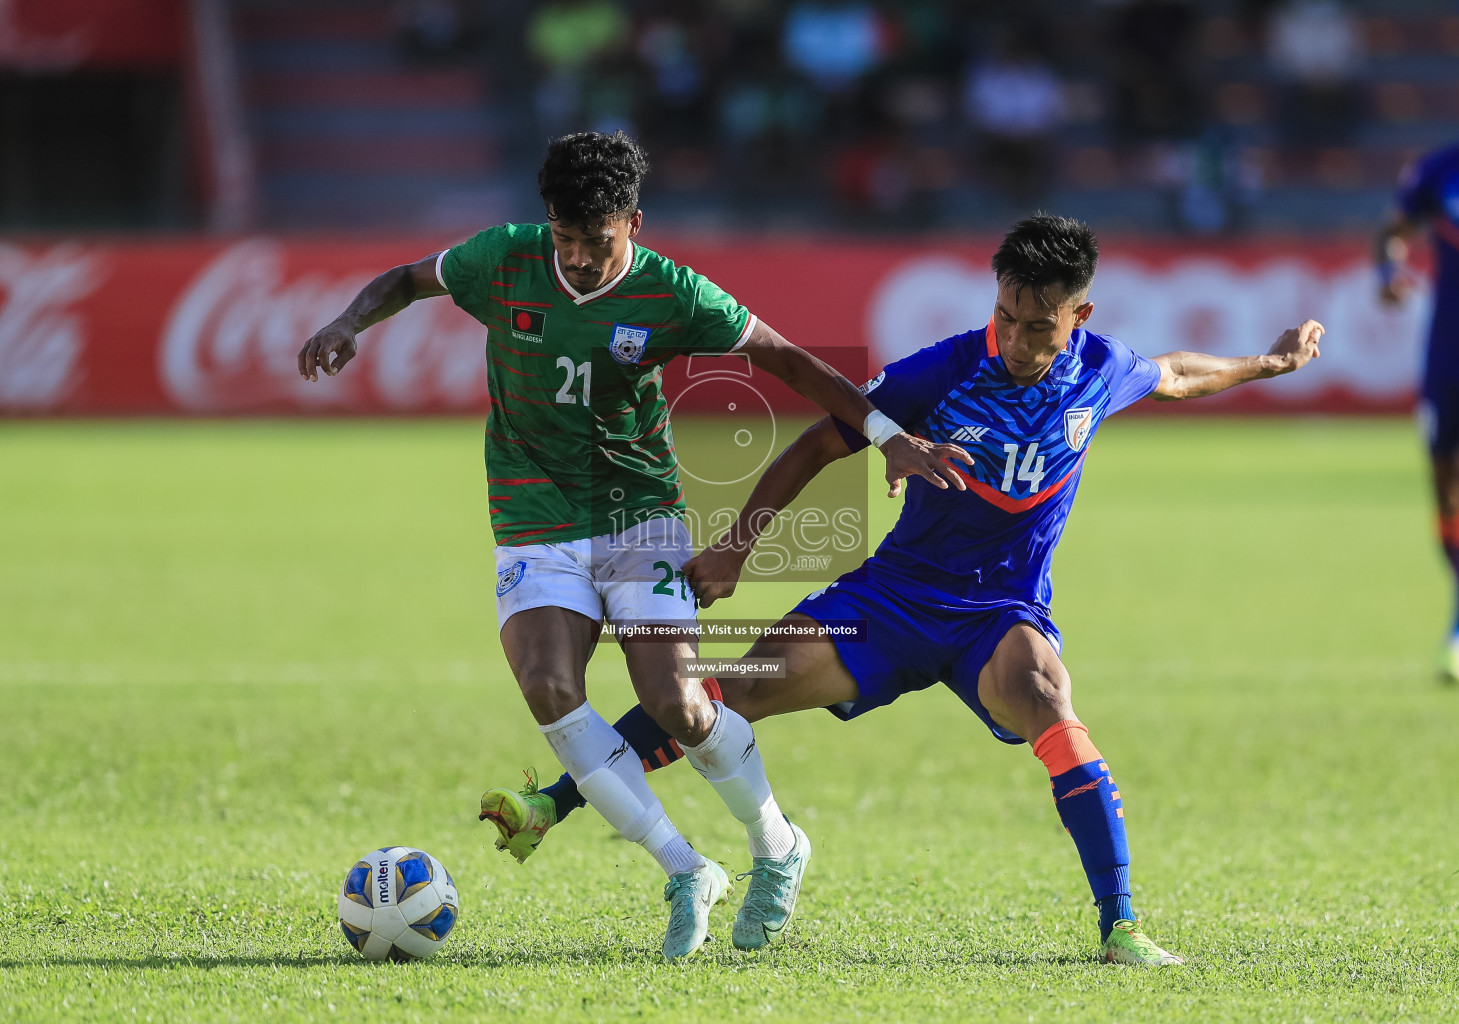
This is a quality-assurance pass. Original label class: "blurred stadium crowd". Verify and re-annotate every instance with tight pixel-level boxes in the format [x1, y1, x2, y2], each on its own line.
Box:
[454, 0, 1435, 233]
[2, 0, 1457, 234]
[241, 0, 1459, 233]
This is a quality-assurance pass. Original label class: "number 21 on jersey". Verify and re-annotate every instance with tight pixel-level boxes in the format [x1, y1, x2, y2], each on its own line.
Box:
[555, 356, 591, 405]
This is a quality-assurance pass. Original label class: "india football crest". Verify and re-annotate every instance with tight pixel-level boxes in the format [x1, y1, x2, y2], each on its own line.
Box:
[1063, 406, 1094, 452]
[609, 323, 650, 365]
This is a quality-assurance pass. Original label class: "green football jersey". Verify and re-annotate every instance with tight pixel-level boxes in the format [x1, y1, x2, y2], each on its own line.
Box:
[438, 222, 755, 546]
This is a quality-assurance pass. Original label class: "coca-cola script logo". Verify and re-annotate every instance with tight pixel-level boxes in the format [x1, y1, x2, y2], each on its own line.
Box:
[160, 241, 490, 412]
[868, 253, 1429, 403]
[0, 243, 101, 411]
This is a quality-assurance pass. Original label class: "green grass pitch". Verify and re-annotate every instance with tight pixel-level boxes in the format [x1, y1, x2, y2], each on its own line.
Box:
[1, 417, 1456, 1023]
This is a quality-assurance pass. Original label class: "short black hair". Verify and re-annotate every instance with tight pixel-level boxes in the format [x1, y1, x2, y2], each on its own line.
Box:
[538, 131, 650, 227]
[991, 214, 1099, 306]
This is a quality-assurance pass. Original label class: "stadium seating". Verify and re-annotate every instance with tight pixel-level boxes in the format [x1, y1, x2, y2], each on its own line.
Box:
[233, 0, 505, 230]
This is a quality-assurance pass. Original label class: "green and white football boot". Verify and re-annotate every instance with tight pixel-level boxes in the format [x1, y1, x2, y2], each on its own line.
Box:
[479, 770, 557, 864]
[732, 820, 811, 950]
[1102, 919, 1184, 966]
[662, 858, 731, 960]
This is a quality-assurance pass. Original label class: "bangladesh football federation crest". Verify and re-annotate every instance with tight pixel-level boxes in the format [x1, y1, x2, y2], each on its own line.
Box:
[496, 560, 527, 596]
[509, 308, 546, 343]
[1063, 406, 1095, 452]
[609, 323, 650, 365]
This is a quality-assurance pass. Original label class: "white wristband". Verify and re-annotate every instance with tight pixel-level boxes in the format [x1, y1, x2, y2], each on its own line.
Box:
[862, 409, 904, 448]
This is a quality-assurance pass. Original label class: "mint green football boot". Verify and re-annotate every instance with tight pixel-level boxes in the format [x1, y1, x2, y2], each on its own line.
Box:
[662, 858, 732, 960]
[732, 820, 811, 950]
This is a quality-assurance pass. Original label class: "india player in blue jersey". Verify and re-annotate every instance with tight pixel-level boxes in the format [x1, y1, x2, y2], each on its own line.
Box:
[481, 216, 1324, 964]
[1375, 141, 1459, 678]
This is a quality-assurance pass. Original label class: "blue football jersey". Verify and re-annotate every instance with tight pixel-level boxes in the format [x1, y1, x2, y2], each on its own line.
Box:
[1396, 141, 1459, 382]
[835, 319, 1161, 611]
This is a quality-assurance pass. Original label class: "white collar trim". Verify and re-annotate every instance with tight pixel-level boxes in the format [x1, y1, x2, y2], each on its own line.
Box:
[554, 243, 635, 305]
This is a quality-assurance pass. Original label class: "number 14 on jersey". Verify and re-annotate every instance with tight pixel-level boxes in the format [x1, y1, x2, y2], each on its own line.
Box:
[1000, 442, 1045, 493]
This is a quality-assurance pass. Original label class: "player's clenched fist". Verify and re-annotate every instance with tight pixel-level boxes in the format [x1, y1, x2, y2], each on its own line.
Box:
[299, 322, 358, 382]
[682, 540, 749, 609]
[1268, 319, 1324, 374]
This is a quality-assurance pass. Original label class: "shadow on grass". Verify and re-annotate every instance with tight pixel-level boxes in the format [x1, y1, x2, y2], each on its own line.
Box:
[830, 951, 1097, 971]
[1, 947, 1097, 971]
[0, 955, 359, 969]
[0, 946, 661, 971]
[0, 950, 679, 971]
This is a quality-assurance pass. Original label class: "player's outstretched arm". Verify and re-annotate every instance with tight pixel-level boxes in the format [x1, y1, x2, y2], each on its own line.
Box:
[738, 321, 971, 495]
[1150, 319, 1324, 401]
[683, 416, 851, 608]
[298, 253, 449, 381]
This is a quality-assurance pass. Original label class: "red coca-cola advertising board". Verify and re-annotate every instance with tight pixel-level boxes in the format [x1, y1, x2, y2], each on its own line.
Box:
[0, 234, 1430, 417]
[0, 0, 185, 71]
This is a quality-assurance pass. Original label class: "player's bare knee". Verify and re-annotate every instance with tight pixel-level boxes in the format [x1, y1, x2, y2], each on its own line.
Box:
[1027, 661, 1071, 707]
[1437, 456, 1459, 516]
[516, 671, 585, 723]
[981, 657, 1071, 740]
[639, 685, 714, 745]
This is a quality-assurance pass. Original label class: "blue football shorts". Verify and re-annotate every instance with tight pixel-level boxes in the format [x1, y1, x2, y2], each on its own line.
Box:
[790, 560, 1061, 746]
[1420, 324, 1459, 457]
[1419, 375, 1459, 457]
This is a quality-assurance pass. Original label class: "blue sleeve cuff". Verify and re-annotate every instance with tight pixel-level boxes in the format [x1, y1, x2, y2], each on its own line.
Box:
[832, 415, 871, 454]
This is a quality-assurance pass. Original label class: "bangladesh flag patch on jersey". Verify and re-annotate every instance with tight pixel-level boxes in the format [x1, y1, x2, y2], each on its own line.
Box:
[510, 308, 547, 343]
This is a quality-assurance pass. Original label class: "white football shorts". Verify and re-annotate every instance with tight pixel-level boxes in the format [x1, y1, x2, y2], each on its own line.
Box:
[492, 517, 697, 633]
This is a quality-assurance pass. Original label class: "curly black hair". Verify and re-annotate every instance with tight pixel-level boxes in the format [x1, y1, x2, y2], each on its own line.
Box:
[991, 214, 1099, 306]
[538, 131, 650, 226]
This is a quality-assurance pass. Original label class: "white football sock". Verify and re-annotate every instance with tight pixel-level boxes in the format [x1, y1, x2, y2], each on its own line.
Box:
[682, 701, 795, 859]
[540, 702, 703, 877]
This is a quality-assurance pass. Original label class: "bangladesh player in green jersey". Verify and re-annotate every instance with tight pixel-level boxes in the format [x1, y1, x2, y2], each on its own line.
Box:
[297, 131, 970, 959]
